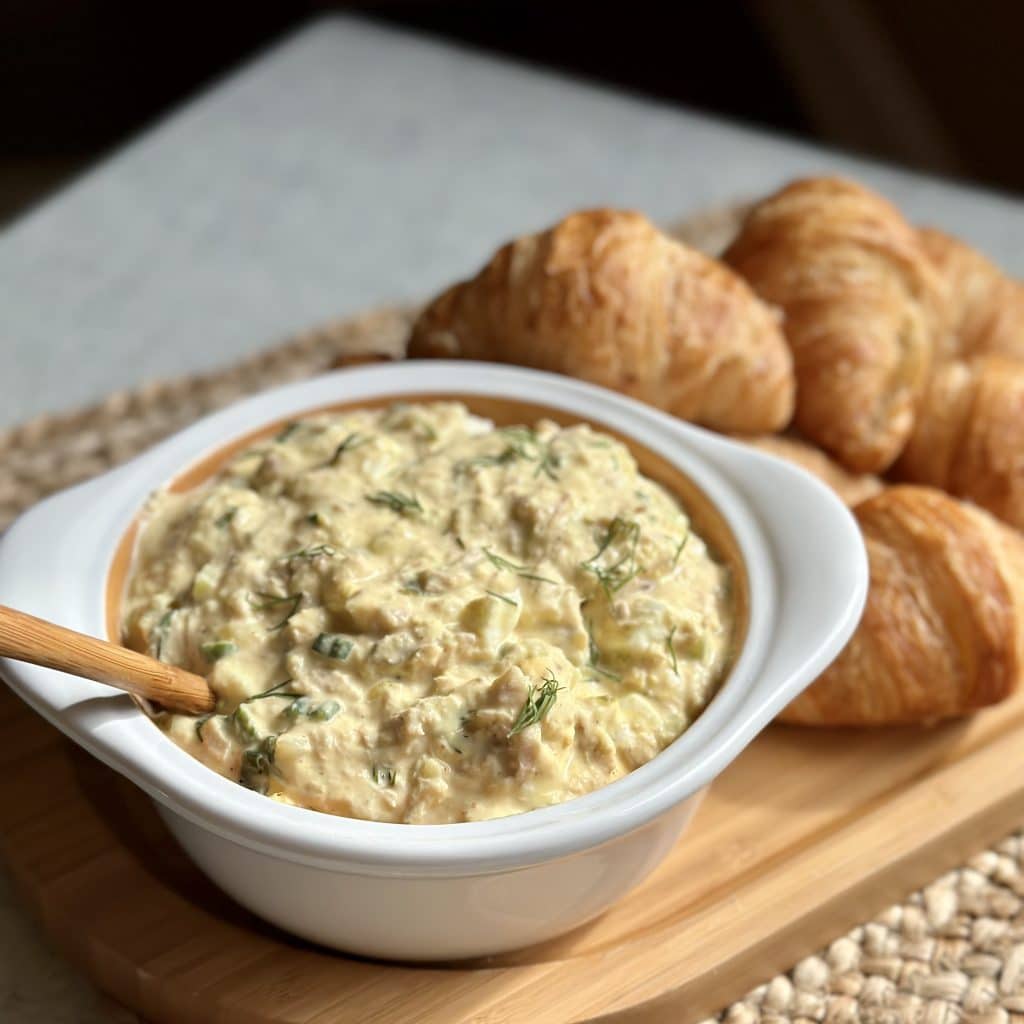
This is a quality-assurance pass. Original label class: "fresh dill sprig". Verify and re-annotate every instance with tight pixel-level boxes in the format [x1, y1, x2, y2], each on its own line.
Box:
[214, 507, 237, 529]
[371, 763, 396, 787]
[508, 671, 563, 738]
[195, 713, 215, 743]
[500, 426, 561, 481]
[485, 589, 518, 607]
[151, 609, 175, 661]
[457, 447, 519, 473]
[249, 591, 304, 630]
[666, 626, 680, 676]
[483, 548, 526, 572]
[245, 679, 301, 702]
[581, 517, 642, 599]
[327, 432, 363, 466]
[483, 548, 558, 585]
[671, 533, 690, 568]
[518, 571, 559, 585]
[365, 491, 423, 516]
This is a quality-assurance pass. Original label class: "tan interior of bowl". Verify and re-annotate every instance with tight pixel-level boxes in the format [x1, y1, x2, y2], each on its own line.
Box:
[106, 394, 749, 674]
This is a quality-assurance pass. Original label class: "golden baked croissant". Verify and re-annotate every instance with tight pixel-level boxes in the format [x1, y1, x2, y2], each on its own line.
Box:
[781, 486, 1024, 726]
[738, 434, 883, 508]
[724, 178, 946, 474]
[894, 355, 1024, 531]
[409, 208, 795, 433]
[919, 228, 1024, 362]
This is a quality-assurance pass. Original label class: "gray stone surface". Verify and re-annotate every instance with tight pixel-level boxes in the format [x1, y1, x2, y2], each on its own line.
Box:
[0, 14, 1022, 1021]
[2, 14, 1022, 430]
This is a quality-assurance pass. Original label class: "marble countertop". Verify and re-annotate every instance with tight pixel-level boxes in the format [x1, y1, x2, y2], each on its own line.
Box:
[0, 13, 1022, 1022]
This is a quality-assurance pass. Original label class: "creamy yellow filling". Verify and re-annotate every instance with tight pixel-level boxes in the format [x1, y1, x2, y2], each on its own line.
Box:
[122, 402, 733, 823]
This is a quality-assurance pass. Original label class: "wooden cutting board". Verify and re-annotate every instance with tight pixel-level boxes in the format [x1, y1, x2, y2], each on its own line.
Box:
[3, 674, 1024, 1024]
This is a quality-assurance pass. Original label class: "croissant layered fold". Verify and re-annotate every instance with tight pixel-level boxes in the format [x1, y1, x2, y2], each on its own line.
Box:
[409, 209, 796, 433]
[781, 486, 1024, 726]
[919, 228, 1024, 362]
[724, 178, 947, 473]
[895, 355, 1024, 531]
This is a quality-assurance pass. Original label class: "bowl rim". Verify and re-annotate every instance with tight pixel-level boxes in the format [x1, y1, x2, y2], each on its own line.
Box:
[0, 361, 867, 875]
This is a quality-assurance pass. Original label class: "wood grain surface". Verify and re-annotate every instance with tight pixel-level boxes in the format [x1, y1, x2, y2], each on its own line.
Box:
[0, 606, 215, 715]
[2, 669, 1024, 1023]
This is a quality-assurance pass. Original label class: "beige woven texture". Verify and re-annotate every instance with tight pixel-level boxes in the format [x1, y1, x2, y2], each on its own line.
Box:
[4, 204, 1024, 1024]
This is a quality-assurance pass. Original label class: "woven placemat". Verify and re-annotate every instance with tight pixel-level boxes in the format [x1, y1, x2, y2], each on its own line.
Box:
[4, 202, 1024, 1024]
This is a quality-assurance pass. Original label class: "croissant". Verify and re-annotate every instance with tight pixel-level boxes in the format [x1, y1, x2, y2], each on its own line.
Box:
[919, 228, 1024, 362]
[738, 434, 883, 508]
[724, 178, 946, 473]
[781, 486, 1024, 726]
[894, 355, 1024, 531]
[409, 208, 795, 433]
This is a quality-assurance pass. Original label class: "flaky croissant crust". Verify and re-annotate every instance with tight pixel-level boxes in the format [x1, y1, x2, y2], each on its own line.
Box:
[725, 177, 946, 474]
[781, 486, 1024, 726]
[919, 227, 1024, 363]
[409, 208, 795, 434]
[895, 354, 1024, 532]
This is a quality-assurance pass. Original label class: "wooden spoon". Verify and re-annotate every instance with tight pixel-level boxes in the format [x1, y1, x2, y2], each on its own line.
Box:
[0, 605, 215, 715]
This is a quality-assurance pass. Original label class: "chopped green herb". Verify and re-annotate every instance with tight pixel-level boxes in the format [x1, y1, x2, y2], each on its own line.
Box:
[312, 633, 354, 660]
[285, 696, 314, 720]
[231, 703, 260, 742]
[671, 533, 690, 568]
[327, 432, 363, 466]
[483, 548, 526, 573]
[282, 696, 338, 721]
[243, 680, 300, 703]
[311, 700, 340, 722]
[243, 734, 278, 773]
[499, 427, 560, 480]
[240, 735, 280, 792]
[306, 511, 326, 527]
[365, 491, 423, 516]
[151, 609, 175, 661]
[263, 592, 302, 631]
[483, 548, 558, 585]
[518, 572, 559, 585]
[214, 508, 237, 529]
[195, 713, 215, 743]
[457, 447, 519, 473]
[371, 763, 396, 786]
[508, 671, 562, 738]
[282, 544, 336, 561]
[249, 592, 304, 630]
[666, 626, 680, 676]
[200, 640, 237, 662]
[485, 589, 518, 607]
[454, 535, 466, 550]
[582, 517, 642, 599]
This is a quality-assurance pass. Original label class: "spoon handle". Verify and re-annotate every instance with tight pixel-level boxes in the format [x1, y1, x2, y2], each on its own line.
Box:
[0, 605, 215, 715]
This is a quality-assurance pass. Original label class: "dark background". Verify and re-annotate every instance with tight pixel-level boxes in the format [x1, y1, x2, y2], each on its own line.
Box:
[2, 0, 1021, 226]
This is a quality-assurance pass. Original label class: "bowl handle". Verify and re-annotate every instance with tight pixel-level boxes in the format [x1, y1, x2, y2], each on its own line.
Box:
[688, 431, 869, 719]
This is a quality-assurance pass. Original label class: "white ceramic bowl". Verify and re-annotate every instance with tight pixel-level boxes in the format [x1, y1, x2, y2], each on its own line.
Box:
[0, 362, 868, 960]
